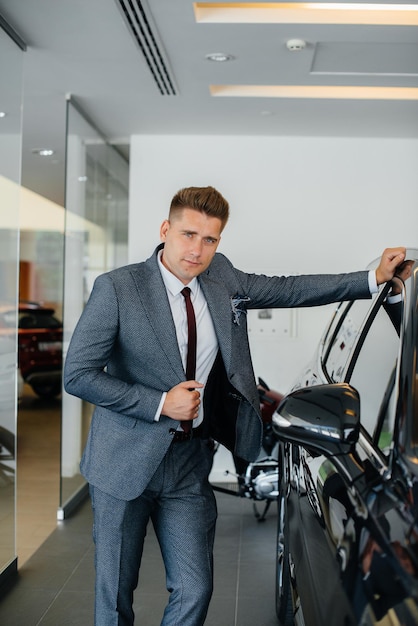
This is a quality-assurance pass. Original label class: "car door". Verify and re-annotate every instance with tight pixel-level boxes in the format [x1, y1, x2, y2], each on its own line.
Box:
[285, 284, 403, 626]
[320, 286, 402, 612]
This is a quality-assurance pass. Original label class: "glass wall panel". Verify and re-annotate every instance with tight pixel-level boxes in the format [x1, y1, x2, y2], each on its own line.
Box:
[60, 100, 128, 513]
[0, 21, 23, 577]
[18, 186, 65, 565]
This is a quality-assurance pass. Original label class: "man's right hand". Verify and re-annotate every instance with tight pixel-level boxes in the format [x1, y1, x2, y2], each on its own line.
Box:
[162, 380, 203, 422]
[375, 247, 406, 285]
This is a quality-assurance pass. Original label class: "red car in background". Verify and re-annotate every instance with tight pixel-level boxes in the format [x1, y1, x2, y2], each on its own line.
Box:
[0, 301, 63, 398]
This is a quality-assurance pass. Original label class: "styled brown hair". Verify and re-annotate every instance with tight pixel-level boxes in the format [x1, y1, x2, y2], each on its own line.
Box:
[169, 186, 229, 229]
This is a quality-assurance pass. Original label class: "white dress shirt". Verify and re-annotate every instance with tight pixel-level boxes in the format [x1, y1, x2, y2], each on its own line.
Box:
[155, 251, 219, 427]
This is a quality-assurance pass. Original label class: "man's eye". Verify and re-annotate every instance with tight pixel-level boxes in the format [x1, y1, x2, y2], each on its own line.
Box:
[205, 238, 216, 244]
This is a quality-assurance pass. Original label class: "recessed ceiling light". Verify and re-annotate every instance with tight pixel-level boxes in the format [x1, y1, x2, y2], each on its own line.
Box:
[32, 149, 55, 157]
[0, 112, 6, 118]
[205, 52, 234, 62]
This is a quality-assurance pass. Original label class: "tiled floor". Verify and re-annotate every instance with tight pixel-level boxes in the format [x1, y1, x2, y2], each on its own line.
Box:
[0, 490, 280, 626]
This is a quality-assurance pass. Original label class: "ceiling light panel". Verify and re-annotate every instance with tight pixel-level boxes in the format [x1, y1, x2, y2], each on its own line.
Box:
[194, 3, 418, 26]
[311, 42, 418, 76]
[210, 85, 418, 99]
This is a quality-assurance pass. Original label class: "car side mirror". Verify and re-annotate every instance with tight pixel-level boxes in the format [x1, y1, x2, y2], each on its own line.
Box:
[272, 383, 360, 457]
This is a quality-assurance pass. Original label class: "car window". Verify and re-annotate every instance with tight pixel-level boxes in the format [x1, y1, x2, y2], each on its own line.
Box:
[323, 297, 375, 382]
[323, 287, 403, 451]
[347, 300, 400, 446]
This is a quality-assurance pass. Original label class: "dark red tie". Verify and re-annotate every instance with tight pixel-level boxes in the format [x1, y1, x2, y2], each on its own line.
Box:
[181, 287, 197, 432]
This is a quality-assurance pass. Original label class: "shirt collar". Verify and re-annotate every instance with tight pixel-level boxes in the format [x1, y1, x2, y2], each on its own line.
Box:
[158, 249, 197, 297]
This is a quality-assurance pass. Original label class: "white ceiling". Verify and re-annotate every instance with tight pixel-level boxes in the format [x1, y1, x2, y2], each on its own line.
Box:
[0, 0, 417, 205]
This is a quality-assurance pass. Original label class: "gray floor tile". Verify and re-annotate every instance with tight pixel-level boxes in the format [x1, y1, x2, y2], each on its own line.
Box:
[39, 590, 95, 626]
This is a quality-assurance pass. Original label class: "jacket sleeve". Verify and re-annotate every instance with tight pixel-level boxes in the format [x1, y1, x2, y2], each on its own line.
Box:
[63, 273, 163, 422]
[227, 263, 371, 310]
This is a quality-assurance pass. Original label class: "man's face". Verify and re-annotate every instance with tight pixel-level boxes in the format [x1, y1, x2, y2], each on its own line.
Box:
[160, 207, 223, 284]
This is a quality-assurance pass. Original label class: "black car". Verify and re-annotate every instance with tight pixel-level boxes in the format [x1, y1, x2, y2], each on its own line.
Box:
[272, 250, 418, 626]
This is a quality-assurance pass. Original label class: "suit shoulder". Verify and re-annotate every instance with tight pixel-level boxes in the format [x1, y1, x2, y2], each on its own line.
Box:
[96, 262, 147, 283]
[209, 252, 235, 271]
[101, 247, 159, 283]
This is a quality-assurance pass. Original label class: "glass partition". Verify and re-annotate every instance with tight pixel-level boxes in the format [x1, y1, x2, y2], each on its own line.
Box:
[60, 99, 129, 515]
[0, 19, 24, 580]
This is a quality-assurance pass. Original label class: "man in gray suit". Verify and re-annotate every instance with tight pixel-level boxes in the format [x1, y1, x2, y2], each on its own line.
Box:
[64, 186, 405, 626]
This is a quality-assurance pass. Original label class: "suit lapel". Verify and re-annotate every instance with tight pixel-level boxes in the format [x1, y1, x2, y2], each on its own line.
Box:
[129, 247, 235, 379]
[129, 251, 185, 379]
[199, 271, 233, 374]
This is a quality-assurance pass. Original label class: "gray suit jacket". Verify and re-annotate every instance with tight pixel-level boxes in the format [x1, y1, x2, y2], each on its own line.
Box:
[64, 244, 371, 500]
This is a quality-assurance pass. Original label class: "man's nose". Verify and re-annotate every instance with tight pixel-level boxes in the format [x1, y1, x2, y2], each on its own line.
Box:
[190, 239, 203, 256]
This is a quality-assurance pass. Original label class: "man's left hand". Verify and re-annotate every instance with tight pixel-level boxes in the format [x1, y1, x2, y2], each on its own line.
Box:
[376, 247, 406, 285]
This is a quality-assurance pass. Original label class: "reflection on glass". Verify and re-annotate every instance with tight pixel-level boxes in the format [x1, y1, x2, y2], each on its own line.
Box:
[61, 100, 128, 511]
[0, 25, 23, 576]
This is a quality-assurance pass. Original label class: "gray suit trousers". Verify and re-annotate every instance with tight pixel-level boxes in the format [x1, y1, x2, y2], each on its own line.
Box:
[90, 438, 217, 626]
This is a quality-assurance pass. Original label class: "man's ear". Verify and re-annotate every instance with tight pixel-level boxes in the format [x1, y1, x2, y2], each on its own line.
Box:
[160, 219, 170, 241]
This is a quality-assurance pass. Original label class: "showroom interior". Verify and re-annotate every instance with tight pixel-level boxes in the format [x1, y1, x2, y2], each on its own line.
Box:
[0, 1, 417, 624]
